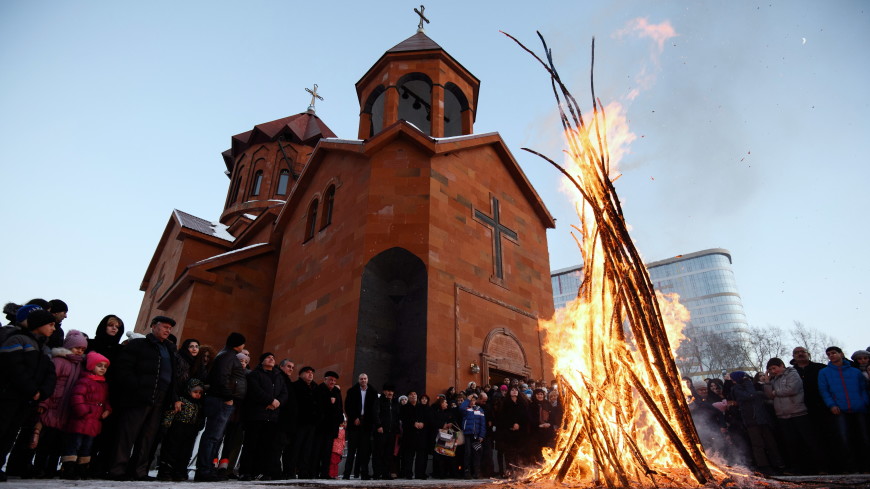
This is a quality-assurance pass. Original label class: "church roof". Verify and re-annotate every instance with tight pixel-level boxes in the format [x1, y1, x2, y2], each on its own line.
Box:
[223, 112, 336, 171]
[173, 209, 236, 242]
[386, 31, 444, 53]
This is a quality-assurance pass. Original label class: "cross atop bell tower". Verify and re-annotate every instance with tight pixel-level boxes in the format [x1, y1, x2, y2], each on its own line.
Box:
[414, 5, 429, 33]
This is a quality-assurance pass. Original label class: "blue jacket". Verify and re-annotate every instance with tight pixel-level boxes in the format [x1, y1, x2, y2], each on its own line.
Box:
[818, 360, 869, 413]
[460, 400, 486, 439]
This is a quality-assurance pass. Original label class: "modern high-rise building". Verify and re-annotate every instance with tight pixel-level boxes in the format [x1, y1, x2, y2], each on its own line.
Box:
[551, 265, 583, 310]
[552, 248, 749, 336]
[645, 248, 749, 337]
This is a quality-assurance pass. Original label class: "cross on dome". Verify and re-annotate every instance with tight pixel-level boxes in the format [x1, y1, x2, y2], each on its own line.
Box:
[414, 5, 429, 33]
[305, 84, 324, 113]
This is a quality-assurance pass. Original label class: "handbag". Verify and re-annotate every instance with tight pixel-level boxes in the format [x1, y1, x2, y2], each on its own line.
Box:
[453, 423, 465, 446]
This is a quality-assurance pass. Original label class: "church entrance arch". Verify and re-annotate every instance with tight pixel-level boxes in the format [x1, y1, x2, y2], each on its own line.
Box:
[481, 328, 531, 384]
[354, 247, 428, 395]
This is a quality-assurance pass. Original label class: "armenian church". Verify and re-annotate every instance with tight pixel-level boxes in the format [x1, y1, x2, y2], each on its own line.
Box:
[135, 18, 556, 393]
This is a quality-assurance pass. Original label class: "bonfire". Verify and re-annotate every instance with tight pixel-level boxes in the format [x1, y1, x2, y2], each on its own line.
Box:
[503, 32, 730, 488]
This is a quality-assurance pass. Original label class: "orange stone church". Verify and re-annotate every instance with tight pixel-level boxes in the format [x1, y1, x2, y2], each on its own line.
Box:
[135, 26, 556, 394]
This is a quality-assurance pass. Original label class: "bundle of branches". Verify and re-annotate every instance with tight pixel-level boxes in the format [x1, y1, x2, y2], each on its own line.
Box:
[503, 31, 715, 488]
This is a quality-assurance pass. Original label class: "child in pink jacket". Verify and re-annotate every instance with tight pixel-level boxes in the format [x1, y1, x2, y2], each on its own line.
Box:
[60, 351, 111, 479]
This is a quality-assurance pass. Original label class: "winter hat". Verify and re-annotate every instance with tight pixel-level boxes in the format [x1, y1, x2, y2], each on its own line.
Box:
[63, 329, 88, 350]
[236, 352, 250, 363]
[298, 366, 314, 374]
[48, 299, 68, 313]
[126, 331, 146, 340]
[500, 385, 508, 392]
[27, 309, 56, 330]
[86, 351, 110, 371]
[730, 371, 748, 383]
[851, 350, 870, 361]
[16, 304, 42, 324]
[225, 332, 246, 349]
[259, 351, 275, 363]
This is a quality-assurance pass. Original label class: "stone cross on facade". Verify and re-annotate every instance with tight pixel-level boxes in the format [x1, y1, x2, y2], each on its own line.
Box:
[414, 5, 429, 33]
[305, 84, 324, 112]
[474, 195, 518, 283]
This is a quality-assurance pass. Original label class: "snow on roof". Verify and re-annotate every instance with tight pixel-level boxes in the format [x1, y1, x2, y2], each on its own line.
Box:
[243, 213, 258, 220]
[190, 243, 269, 267]
[173, 209, 236, 242]
[322, 137, 364, 144]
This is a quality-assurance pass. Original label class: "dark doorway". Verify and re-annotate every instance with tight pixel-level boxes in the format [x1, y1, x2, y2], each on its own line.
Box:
[487, 367, 524, 387]
[354, 247, 428, 395]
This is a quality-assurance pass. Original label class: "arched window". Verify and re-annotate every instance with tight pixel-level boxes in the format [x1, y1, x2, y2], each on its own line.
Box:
[321, 185, 335, 229]
[397, 73, 432, 135]
[250, 170, 263, 196]
[444, 83, 469, 137]
[276, 169, 290, 195]
[365, 86, 387, 137]
[233, 176, 242, 203]
[305, 199, 319, 242]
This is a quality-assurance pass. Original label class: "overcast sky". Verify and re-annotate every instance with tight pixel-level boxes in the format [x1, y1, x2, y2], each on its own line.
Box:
[1, 1, 867, 355]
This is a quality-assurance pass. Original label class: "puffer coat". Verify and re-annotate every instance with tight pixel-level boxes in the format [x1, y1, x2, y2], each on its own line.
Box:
[67, 373, 111, 437]
[763, 367, 807, 419]
[39, 348, 84, 429]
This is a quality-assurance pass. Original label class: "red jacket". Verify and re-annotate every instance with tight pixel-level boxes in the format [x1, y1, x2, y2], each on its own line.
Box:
[67, 374, 111, 437]
[39, 348, 84, 430]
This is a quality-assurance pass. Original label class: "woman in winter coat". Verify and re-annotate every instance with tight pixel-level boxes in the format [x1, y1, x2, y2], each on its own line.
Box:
[431, 396, 459, 478]
[86, 315, 124, 477]
[33, 330, 88, 477]
[528, 388, 553, 464]
[61, 352, 111, 479]
[174, 338, 200, 396]
[238, 353, 288, 481]
[495, 386, 529, 477]
[86, 315, 124, 365]
[731, 370, 785, 474]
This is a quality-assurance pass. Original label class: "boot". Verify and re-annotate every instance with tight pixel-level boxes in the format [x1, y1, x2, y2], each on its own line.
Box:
[60, 461, 80, 480]
[77, 463, 90, 480]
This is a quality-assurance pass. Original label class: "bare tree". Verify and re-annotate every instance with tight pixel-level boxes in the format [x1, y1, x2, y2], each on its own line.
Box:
[789, 320, 842, 363]
[744, 325, 789, 372]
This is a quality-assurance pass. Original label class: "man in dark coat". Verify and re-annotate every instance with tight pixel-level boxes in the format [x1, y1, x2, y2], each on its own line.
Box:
[343, 373, 379, 480]
[277, 359, 297, 478]
[315, 371, 343, 478]
[194, 332, 246, 482]
[0, 309, 57, 482]
[288, 366, 318, 478]
[239, 353, 288, 481]
[108, 316, 178, 481]
[373, 383, 400, 480]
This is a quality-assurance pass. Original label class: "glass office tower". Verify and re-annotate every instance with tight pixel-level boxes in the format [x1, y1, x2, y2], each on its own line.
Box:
[645, 248, 749, 336]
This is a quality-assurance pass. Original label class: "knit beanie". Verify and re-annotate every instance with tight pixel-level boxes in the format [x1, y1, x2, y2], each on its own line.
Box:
[63, 329, 88, 350]
[48, 299, 68, 313]
[27, 309, 55, 330]
[259, 351, 275, 364]
[852, 350, 870, 361]
[16, 304, 42, 324]
[226, 332, 246, 349]
[86, 351, 110, 371]
[730, 371, 748, 383]
[236, 352, 250, 363]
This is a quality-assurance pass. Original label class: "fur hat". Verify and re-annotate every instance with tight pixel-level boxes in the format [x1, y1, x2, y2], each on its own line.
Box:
[27, 309, 55, 330]
[126, 331, 146, 341]
[225, 332, 246, 349]
[86, 351, 110, 371]
[16, 304, 42, 324]
[63, 329, 88, 350]
[236, 352, 250, 364]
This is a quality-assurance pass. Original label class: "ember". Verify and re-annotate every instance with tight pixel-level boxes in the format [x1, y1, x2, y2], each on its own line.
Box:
[503, 32, 728, 488]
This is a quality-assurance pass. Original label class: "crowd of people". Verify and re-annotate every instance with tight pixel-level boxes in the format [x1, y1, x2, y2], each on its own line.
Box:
[0, 301, 563, 482]
[2, 299, 867, 482]
[686, 345, 870, 475]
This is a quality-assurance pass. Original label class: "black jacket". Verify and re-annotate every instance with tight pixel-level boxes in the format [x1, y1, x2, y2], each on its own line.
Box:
[344, 383, 379, 431]
[112, 334, 176, 408]
[316, 382, 344, 438]
[293, 378, 319, 427]
[376, 396, 400, 434]
[207, 348, 247, 401]
[0, 328, 56, 401]
[243, 365, 288, 423]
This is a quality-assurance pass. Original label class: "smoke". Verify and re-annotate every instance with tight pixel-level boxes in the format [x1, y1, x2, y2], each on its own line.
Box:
[613, 18, 678, 100]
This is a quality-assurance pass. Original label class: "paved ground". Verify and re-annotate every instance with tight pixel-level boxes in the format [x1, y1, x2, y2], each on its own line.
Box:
[6, 473, 870, 488]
